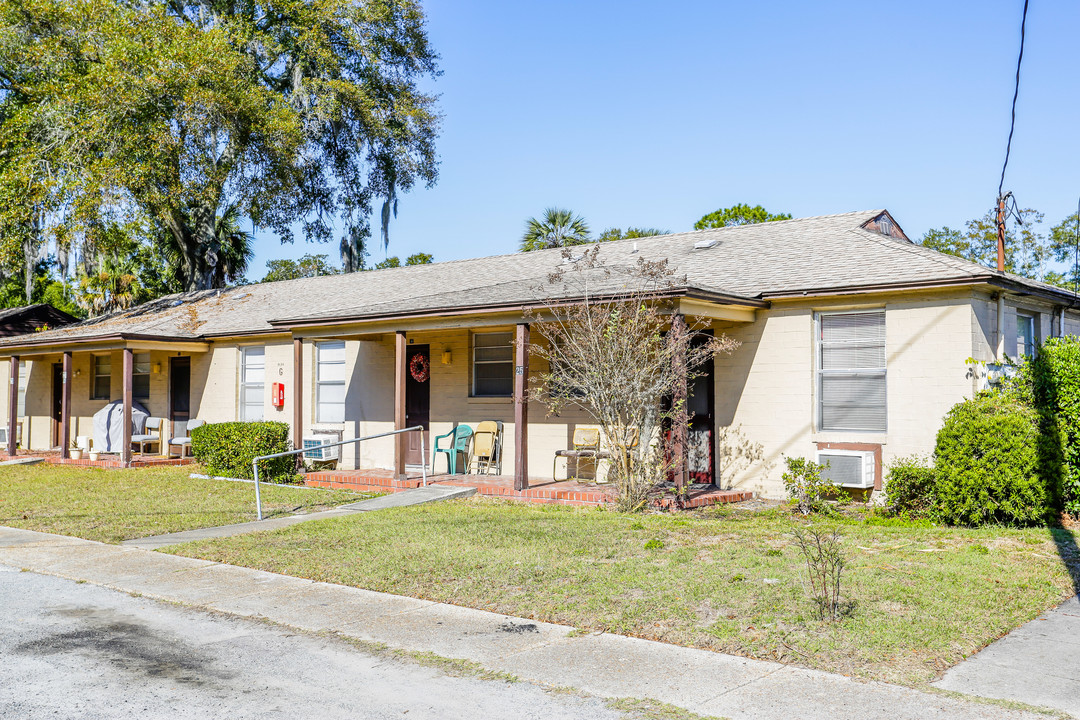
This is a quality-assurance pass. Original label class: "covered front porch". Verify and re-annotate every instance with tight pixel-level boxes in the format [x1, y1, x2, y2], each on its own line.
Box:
[1, 337, 208, 466]
[292, 298, 762, 501]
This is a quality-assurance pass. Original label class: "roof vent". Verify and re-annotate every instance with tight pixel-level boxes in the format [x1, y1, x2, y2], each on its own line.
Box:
[694, 239, 720, 250]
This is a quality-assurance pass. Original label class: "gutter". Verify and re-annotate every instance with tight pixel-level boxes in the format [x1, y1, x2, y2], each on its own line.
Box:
[267, 287, 769, 329]
[0, 332, 207, 353]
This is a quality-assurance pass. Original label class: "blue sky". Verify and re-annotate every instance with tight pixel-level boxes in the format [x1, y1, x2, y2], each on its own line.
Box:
[247, 0, 1080, 278]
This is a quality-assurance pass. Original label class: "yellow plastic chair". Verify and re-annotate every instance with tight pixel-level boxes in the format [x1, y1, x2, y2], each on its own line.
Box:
[553, 427, 602, 481]
[469, 420, 503, 475]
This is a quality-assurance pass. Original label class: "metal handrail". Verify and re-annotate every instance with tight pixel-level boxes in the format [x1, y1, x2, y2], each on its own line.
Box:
[251, 425, 426, 520]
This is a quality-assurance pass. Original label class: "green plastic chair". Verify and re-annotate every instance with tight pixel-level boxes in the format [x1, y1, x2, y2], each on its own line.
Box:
[433, 425, 473, 474]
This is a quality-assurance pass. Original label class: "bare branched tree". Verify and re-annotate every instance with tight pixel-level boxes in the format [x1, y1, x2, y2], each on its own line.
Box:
[528, 246, 739, 511]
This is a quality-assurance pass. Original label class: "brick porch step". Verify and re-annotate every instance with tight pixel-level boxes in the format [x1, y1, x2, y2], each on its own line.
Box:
[304, 469, 755, 509]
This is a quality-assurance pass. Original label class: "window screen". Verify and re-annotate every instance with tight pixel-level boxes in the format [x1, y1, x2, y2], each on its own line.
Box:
[16, 360, 27, 417]
[1017, 314, 1035, 359]
[316, 341, 346, 423]
[472, 332, 514, 397]
[133, 353, 151, 400]
[818, 311, 886, 432]
[92, 355, 111, 400]
[241, 347, 265, 421]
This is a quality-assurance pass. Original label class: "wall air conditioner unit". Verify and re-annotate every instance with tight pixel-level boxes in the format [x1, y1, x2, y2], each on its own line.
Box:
[303, 436, 340, 461]
[815, 449, 875, 489]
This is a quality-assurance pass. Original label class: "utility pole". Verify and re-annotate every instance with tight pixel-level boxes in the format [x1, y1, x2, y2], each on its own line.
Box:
[996, 192, 1010, 273]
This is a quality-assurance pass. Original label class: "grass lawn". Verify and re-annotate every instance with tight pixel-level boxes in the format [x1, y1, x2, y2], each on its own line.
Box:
[0, 464, 366, 543]
[164, 498, 1080, 686]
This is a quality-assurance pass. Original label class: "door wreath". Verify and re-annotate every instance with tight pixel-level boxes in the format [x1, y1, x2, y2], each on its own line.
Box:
[409, 352, 430, 382]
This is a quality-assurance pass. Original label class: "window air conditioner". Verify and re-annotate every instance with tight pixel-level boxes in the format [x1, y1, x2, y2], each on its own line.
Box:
[303, 436, 340, 461]
[0, 423, 24, 446]
[816, 450, 875, 489]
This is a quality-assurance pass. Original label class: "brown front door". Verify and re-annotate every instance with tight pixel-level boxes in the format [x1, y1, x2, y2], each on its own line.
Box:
[51, 363, 63, 448]
[404, 344, 430, 466]
[169, 356, 191, 438]
[687, 332, 716, 484]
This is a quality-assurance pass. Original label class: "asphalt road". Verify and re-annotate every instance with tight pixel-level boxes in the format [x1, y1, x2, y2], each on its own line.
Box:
[0, 565, 622, 720]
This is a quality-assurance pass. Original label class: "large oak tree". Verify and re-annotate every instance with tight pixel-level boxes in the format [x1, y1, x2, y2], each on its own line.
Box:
[0, 0, 440, 291]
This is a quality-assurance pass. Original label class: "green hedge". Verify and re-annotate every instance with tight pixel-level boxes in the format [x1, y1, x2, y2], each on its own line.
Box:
[1026, 336, 1080, 515]
[883, 456, 936, 519]
[933, 393, 1060, 526]
[190, 421, 296, 482]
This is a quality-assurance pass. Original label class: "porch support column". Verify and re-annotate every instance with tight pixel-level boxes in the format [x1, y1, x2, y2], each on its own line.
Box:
[7, 356, 18, 456]
[292, 338, 303, 454]
[394, 331, 407, 480]
[514, 323, 529, 491]
[59, 351, 72, 459]
[121, 348, 133, 465]
[670, 314, 689, 492]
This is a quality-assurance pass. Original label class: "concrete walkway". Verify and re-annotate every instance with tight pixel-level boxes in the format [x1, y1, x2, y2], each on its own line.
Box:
[0, 526, 1053, 720]
[935, 594, 1080, 717]
[122, 484, 476, 550]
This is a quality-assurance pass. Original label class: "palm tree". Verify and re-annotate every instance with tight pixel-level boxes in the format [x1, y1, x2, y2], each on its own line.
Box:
[209, 204, 254, 288]
[156, 203, 254, 289]
[520, 208, 591, 252]
[75, 253, 142, 316]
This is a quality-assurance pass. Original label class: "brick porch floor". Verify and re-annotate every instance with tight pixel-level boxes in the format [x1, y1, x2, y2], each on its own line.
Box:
[12, 449, 196, 469]
[305, 468, 753, 508]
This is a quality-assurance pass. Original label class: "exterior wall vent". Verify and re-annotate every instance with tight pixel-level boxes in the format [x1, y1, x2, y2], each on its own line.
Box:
[815, 449, 875, 488]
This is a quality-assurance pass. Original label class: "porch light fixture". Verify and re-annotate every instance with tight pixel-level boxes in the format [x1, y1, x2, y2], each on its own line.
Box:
[442, 349, 452, 365]
[152, 363, 162, 374]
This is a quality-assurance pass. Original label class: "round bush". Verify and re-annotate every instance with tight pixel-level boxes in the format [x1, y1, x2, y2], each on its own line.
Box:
[190, 421, 296, 482]
[934, 394, 1060, 526]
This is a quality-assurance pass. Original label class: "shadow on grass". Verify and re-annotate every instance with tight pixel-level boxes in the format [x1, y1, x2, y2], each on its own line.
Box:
[1051, 527, 1080, 597]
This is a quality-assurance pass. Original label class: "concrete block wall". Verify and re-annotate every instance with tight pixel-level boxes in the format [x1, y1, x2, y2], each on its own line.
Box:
[715, 290, 980, 499]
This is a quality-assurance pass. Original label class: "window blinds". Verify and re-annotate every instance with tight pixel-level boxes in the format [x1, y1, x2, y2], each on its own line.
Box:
[819, 311, 886, 432]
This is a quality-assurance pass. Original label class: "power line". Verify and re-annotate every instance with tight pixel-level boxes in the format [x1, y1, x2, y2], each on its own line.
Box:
[997, 0, 1030, 199]
[995, 0, 1030, 273]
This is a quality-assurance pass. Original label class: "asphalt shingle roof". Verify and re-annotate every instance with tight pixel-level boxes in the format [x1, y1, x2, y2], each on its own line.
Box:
[2, 209, 1065, 348]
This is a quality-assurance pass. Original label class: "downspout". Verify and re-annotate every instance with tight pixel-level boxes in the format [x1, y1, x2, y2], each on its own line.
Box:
[996, 293, 1006, 362]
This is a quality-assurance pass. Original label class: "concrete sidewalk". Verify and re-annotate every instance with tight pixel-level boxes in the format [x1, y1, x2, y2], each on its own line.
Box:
[935, 594, 1080, 717]
[0, 526, 1054, 720]
[123, 484, 476, 550]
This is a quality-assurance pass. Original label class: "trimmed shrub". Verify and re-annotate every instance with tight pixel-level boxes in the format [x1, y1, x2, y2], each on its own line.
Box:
[934, 393, 1061, 526]
[883, 455, 936, 519]
[1025, 336, 1080, 515]
[190, 421, 296, 482]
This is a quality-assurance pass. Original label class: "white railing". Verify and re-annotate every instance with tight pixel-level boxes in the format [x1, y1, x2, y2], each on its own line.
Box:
[251, 425, 425, 520]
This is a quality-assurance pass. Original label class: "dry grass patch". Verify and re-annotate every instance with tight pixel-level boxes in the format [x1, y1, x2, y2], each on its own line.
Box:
[163, 497, 1080, 686]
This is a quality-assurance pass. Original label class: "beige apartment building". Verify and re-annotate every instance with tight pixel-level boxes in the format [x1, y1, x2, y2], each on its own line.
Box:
[1, 210, 1075, 498]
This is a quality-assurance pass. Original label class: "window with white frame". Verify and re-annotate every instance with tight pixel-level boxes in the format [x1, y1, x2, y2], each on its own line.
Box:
[240, 347, 265, 421]
[16, 360, 27, 417]
[472, 331, 514, 397]
[817, 310, 887, 432]
[1017, 313, 1035, 359]
[133, 353, 151, 400]
[316, 341, 346, 423]
[92, 355, 111, 400]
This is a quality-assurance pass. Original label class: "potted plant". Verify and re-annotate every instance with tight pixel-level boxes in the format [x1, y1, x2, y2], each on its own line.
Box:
[88, 450, 100, 461]
[69, 441, 82, 460]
